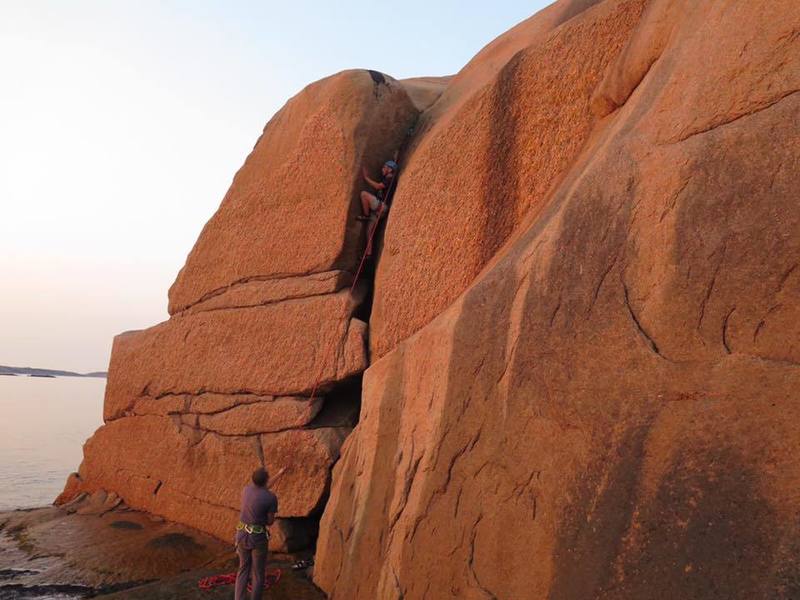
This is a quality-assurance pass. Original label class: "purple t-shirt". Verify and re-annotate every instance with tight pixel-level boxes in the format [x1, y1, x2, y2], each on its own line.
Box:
[235, 484, 278, 549]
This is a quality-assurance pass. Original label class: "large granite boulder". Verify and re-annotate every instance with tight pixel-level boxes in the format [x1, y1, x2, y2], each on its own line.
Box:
[103, 288, 367, 421]
[71, 415, 348, 547]
[61, 69, 421, 551]
[315, 0, 800, 597]
[168, 69, 418, 315]
[368, 0, 643, 359]
[60, 0, 799, 591]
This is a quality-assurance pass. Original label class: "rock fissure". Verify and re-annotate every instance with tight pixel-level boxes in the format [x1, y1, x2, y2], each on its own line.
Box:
[467, 513, 497, 600]
[753, 304, 781, 342]
[722, 307, 736, 354]
[777, 263, 798, 293]
[590, 254, 621, 314]
[59, 5, 800, 596]
[668, 88, 800, 145]
[171, 269, 343, 315]
[621, 280, 666, 359]
[658, 175, 692, 224]
[387, 452, 422, 541]
[182, 288, 347, 316]
[697, 247, 726, 330]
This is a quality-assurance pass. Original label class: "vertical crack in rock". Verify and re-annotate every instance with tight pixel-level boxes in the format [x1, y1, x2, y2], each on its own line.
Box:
[722, 307, 736, 354]
[697, 242, 727, 330]
[78, 81, 418, 553]
[621, 281, 664, 359]
[253, 436, 265, 467]
[589, 253, 621, 314]
[467, 513, 497, 600]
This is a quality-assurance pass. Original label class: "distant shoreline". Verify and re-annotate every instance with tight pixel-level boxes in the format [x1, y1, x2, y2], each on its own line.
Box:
[0, 365, 107, 378]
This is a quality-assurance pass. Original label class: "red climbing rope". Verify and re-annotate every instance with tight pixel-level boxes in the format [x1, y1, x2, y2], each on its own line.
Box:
[350, 200, 386, 295]
[198, 567, 281, 591]
[308, 168, 396, 403]
[200, 158, 403, 592]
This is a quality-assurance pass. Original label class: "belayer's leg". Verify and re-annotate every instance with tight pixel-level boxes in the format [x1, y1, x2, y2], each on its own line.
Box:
[234, 545, 252, 600]
[250, 544, 268, 600]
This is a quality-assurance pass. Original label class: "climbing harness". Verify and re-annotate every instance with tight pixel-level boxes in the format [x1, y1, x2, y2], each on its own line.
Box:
[198, 567, 281, 591]
[236, 521, 269, 536]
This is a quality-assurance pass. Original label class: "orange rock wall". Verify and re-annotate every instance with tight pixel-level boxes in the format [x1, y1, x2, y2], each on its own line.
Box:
[168, 70, 417, 314]
[63, 0, 800, 592]
[315, 0, 800, 597]
[63, 70, 421, 551]
[369, 0, 646, 359]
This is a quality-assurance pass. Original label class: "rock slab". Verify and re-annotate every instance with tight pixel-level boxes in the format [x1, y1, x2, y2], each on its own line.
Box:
[315, 0, 800, 598]
[64, 70, 419, 552]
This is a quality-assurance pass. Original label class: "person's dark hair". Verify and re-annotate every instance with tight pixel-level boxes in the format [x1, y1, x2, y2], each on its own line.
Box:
[251, 467, 268, 487]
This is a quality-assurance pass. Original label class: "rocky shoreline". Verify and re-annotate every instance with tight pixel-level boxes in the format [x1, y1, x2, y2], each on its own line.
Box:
[0, 494, 323, 599]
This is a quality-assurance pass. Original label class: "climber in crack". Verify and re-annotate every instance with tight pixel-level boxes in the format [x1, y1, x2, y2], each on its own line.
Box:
[234, 466, 285, 600]
[357, 159, 398, 223]
[357, 159, 398, 256]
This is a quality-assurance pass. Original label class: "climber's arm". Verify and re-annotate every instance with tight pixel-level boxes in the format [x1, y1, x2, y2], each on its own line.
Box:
[362, 167, 385, 190]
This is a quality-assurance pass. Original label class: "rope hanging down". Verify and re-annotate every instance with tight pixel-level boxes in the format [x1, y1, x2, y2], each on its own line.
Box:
[308, 165, 398, 402]
[197, 162, 399, 594]
[198, 567, 281, 591]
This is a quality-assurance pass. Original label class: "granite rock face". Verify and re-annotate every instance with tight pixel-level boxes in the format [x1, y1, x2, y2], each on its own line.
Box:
[60, 70, 421, 552]
[315, 0, 800, 598]
[168, 70, 418, 315]
[368, 0, 640, 359]
[102, 288, 368, 422]
[62, 0, 800, 594]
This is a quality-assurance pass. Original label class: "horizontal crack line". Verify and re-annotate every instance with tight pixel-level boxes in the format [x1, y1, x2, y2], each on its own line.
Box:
[668, 89, 799, 144]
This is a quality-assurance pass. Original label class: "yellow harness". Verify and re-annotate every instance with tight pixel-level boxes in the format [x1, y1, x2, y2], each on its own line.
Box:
[237, 521, 269, 536]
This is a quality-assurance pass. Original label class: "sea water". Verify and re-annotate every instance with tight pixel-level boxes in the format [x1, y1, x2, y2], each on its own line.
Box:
[0, 376, 104, 510]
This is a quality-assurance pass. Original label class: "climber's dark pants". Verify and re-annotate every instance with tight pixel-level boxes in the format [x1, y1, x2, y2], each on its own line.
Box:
[235, 543, 267, 600]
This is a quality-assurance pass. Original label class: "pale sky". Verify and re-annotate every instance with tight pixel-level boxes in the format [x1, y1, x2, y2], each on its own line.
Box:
[0, 1, 546, 373]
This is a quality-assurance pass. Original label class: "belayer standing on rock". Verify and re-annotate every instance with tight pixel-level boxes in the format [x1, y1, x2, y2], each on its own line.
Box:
[234, 466, 284, 600]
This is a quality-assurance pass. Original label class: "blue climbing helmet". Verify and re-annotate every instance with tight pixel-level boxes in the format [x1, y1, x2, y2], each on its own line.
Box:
[384, 160, 399, 172]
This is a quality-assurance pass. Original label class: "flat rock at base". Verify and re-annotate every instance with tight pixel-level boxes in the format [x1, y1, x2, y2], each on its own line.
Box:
[0, 506, 324, 599]
[72, 415, 350, 546]
[100, 564, 326, 600]
[0, 505, 229, 590]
